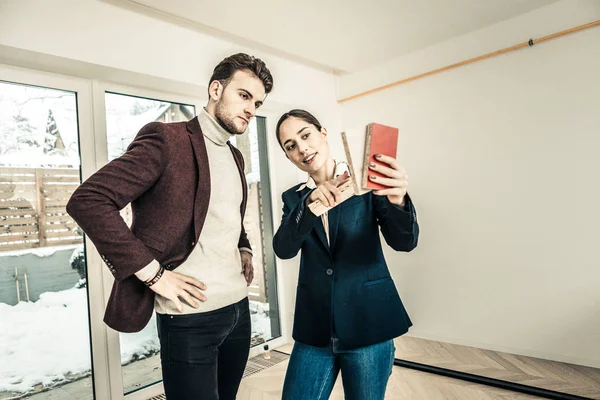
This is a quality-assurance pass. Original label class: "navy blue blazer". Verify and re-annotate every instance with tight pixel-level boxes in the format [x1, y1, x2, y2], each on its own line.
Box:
[273, 185, 419, 349]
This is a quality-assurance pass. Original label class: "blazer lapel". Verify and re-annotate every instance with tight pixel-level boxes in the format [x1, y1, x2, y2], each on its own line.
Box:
[298, 187, 329, 253]
[328, 204, 341, 253]
[227, 142, 248, 217]
[187, 117, 211, 240]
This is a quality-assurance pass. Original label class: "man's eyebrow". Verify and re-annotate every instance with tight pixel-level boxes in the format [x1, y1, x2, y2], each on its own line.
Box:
[238, 88, 253, 98]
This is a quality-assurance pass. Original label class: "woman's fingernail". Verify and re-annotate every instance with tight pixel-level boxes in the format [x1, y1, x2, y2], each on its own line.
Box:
[371, 175, 377, 179]
[369, 163, 375, 168]
[375, 154, 382, 158]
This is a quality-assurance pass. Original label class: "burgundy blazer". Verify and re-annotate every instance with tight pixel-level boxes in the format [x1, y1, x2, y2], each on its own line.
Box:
[67, 117, 250, 332]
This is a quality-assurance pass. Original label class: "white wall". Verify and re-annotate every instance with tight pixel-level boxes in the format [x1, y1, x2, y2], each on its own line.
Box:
[339, 0, 600, 366]
[2, 0, 599, 368]
[0, 0, 343, 343]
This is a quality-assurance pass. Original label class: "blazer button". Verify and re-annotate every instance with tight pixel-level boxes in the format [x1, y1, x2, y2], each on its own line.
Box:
[326, 268, 333, 276]
[191, 241, 195, 246]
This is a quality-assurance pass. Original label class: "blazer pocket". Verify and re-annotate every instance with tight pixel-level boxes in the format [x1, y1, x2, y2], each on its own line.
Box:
[363, 276, 392, 288]
[138, 233, 167, 253]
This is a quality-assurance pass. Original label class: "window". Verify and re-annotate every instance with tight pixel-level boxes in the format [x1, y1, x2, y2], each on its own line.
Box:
[103, 94, 281, 395]
[231, 117, 281, 347]
[0, 68, 283, 399]
[104, 92, 195, 395]
[0, 81, 94, 399]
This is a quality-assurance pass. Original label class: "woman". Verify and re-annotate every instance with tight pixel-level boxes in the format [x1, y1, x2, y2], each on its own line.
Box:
[273, 109, 419, 399]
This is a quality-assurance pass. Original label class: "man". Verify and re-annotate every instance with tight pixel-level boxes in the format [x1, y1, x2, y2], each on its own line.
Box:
[67, 53, 273, 399]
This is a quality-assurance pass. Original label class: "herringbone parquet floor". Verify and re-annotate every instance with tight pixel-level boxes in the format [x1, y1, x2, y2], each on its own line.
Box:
[396, 336, 600, 399]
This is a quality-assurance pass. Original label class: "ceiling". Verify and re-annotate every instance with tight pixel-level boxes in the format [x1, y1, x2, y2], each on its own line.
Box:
[122, 0, 560, 74]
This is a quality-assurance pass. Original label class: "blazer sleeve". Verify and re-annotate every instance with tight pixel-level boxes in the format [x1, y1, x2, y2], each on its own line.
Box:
[66, 122, 169, 281]
[272, 189, 319, 259]
[373, 193, 419, 252]
[231, 146, 252, 254]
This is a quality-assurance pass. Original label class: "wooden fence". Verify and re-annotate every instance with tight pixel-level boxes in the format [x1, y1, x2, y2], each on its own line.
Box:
[0, 167, 270, 305]
[0, 167, 82, 251]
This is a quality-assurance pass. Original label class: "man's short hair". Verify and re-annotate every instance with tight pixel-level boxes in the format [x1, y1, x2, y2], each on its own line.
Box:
[209, 53, 273, 94]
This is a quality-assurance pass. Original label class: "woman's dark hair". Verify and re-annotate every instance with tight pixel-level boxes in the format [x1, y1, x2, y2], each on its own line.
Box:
[275, 109, 322, 149]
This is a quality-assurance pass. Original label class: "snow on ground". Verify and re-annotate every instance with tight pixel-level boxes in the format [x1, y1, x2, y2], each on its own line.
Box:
[0, 287, 273, 394]
[250, 300, 273, 342]
[119, 314, 160, 365]
[0, 288, 91, 393]
[0, 148, 80, 168]
[0, 244, 81, 258]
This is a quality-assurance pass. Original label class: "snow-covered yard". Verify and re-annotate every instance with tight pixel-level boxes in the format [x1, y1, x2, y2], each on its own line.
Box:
[0, 289, 90, 394]
[0, 287, 272, 395]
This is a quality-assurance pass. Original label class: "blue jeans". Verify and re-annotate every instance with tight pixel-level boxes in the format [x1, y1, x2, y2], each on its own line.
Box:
[282, 337, 396, 399]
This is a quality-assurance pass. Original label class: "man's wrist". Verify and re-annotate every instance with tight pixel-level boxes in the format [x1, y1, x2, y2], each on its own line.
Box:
[135, 260, 161, 282]
[239, 247, 253, 256]
[144, 265, 165, 287]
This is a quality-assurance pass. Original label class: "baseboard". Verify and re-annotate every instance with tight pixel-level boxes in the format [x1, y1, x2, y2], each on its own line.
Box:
[405, 330, 600, 369]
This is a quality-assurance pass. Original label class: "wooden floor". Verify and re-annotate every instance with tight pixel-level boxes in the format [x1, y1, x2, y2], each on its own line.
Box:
[14, 336, 600, 399]
[397, 336, 600, 399]
[238, 337, 600, 399]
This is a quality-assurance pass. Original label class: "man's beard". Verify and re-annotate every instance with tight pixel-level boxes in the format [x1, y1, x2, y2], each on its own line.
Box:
[215, 100, 246, 135]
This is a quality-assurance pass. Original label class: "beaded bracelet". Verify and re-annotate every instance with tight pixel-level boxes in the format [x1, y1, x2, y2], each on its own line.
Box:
[144, 265, 165, 287]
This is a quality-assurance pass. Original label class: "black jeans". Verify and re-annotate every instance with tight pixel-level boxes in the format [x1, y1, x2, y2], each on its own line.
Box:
[156, 297, 251, 400]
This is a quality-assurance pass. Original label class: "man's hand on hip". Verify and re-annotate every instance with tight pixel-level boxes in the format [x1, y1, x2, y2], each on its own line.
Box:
[149, 270, 207, 312]
[241, 251, 254, 286]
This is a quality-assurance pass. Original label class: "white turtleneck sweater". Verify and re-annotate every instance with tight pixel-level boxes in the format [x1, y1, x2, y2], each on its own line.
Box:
[136, 108, 249, 315]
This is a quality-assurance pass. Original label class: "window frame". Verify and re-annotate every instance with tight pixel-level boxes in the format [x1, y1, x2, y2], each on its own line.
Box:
[0, 67, 289, 400]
